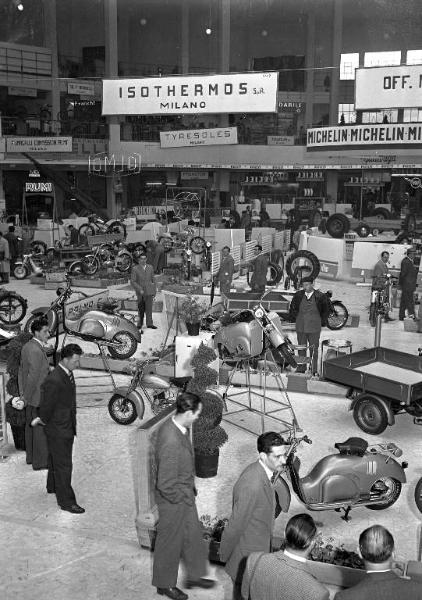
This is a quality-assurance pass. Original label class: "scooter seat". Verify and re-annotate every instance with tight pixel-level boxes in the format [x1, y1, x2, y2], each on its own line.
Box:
[335, 437, 368, 457]
[169, 376, 192, 389]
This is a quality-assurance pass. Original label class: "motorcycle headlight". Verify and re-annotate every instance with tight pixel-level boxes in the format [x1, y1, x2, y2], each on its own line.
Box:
[254, 307, 264, 319]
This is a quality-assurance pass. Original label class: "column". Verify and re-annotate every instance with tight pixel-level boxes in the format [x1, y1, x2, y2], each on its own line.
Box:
[329, 0, 343, 125]
[43, 0, 60, 127]
[304, 8, 315, 128]
[181, 0, 189, 74]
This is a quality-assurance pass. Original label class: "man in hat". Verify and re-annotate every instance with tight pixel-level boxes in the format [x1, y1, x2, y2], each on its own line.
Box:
[288, 277, 329, 375]
[399, 247, 418, 320]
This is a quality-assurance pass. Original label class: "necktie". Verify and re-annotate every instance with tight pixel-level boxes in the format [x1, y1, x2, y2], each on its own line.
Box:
[69, 371, 75, 387]
[271, 472, 278, 485]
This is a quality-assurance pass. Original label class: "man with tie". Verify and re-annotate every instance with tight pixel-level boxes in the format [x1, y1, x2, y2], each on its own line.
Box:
[131, 253, 157, 330]
[33, 344, 84, 514]
[152, 392, 215, 600]
[18, 316, 51, 469]
[220, 431, 291, 600]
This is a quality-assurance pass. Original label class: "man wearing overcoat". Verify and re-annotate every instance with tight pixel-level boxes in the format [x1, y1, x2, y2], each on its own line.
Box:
[131, 253, 157, 329]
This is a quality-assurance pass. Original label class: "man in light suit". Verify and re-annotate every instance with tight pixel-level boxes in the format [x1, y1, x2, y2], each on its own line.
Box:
[242, 514, 329, 600]
[131, 253, 157, 329]
[220, 431, 291, 599]
[18, 316, 51, 470]
[335, 525, 422, 600]
[152, 392, 215, 600]
[34, 344, 84, 514]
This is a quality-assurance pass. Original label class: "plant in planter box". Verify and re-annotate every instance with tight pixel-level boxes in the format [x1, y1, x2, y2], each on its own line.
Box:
[178, 297, 208, 335]
[309, 535, 364, 569]
[200, 515, 228, 563]
[186, 342, 228, 477]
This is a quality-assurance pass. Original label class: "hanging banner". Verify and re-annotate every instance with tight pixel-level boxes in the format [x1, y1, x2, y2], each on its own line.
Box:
[356, 65, 422, 109]
[6, 137, 73, 152]
[307, 124, 422, 148]
[68, 81, 95, 96]
[102, 72, 278, 115]
[160, 127, 238, 148]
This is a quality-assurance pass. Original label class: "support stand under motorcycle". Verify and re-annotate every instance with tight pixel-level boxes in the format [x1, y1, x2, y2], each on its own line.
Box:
[374, 312, 383, 346]
[335, 506, 352, 522]
[221, 352, 300, 437]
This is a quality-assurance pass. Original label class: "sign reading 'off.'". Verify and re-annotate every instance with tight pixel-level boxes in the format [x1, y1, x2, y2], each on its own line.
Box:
[102, 72, 278, 115]
[355, 65, 422, 109]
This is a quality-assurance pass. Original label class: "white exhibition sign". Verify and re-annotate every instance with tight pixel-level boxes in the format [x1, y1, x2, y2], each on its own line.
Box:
[356, 65, 422, 109]
[6, 137, 73, 152]
[352, 243, 410, 271]
[102, 72, 278, 115]
[160, 127, 238, 148]
[307, 124, 422, 148]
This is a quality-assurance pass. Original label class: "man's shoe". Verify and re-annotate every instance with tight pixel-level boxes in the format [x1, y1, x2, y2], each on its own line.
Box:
[156, 588, 188, 600]
[384, 316, 395, 322]
[47, 489, 55, 494]
[184, 578, 216, 590]
[147, 325, 158, 329]
[61, 504, 85, 514]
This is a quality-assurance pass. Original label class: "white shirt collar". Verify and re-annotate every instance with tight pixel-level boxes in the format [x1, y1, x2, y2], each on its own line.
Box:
[305, 290, 314, 299]
[172, 416, 187, 435]
[284, 550, 306, 563]
[33, 336, 46, 348]
[258, 459, 274, 481]
[59, 363, 71, 376]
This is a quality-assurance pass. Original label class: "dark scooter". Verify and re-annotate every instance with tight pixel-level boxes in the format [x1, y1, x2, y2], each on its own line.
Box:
[274, 432, 407, 521]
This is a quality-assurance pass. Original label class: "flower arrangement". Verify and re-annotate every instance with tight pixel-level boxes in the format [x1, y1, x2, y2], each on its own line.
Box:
[178, 297, 208, 323]
[309, 535, 364, 569]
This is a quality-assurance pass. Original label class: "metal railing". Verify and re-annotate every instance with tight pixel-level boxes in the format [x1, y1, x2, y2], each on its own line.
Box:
[1, 115, 108, 139]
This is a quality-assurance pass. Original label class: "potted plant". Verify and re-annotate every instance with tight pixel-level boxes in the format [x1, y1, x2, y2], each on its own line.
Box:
[178, 296, 208, 336]
[187, 342, 228, 477]
[200, 515, 228, 563]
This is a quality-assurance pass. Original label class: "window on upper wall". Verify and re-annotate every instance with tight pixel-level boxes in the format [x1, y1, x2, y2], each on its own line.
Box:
[340, 53, 359, 80]
[338, 103, 356, 124]
[403, 109, 422, 122]
[406, 50, 422, 65]
[362, 109, 398, 123]
[363, 51, 401, 67]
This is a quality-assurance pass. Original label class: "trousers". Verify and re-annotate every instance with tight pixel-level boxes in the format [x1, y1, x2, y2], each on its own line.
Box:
[25, 405, 48, 469]
[137, 295, 154, 327]
[46, 434, 77, 508]
[296, 331, 320, 374]
[399, 287, 415, 319]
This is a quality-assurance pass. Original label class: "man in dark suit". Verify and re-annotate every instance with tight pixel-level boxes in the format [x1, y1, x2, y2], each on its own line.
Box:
[335, 525, 422, 599]
[4, 225, 19, 274]
[220, 431, 291, 599]
[18, 316, 51, 469]
[217, 246, 235, 295]
[152, 392, 215, 600]
[399, 247, 418, 320]
[34, 344, 84, 514]
[242, 514, 329, 600]
[249, 244, 269, 294]
[131, 253, 157, 329]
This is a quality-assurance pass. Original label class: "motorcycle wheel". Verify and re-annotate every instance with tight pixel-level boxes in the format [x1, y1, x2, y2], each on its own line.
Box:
[0, 292, 27, 325]
[367, 477, 402, 510]
[13, 264, 28, 280]
[150, 390, 176, 415]
[189, 236, 206, 254]
[276, 343, 297, 368]
[107, 221, 127, 237]
[30, 240, 47, 255]
[115, 253, 133, 273]
[78, 223, 96, 237]
[108, 331, 138, 359]
[81, 255, 100, 276]
[414, 478, 422, 513]
[158, 236, 173, 252]
[68, 260, 83, 276]
[353, 395, 389, 435]
[327, 301, 349, 330]
[108, 394, 138, 425]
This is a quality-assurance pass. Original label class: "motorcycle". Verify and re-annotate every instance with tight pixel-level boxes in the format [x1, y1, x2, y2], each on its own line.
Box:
[275, 432, 407, 521]
[24, 275, 142, 359]
[78, 213, 127, 238]
[158, 226, 206, 255]
[81, 241, 132, 276]
[14, 252, 44, 280]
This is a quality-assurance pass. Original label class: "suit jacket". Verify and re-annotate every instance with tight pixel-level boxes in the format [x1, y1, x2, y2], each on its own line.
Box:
[250, 254, 269, 289]
[218, 255, 235, 283]
[155, 418, 196, 507]
[18, 338, 50, 408]
[242, 551, 329, 600]
[4, 232, 19, 257]
[220, 460, 290, 582]
[334, 570, 422, 600]
[399, 256, 418, 291]
[289, 289, 330, 327]
[39, 366, 77, 439]
[131, 263, 157, 297]
[0, 236, 10, 273]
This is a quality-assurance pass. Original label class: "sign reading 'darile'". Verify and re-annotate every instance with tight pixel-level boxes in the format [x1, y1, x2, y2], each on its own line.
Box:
[160, 127, 238, 148]
[102, 73, 278, 115]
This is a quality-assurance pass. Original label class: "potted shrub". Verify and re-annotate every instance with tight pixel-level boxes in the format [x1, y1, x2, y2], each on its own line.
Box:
[178, 296, 208, 336]
[187, 342, 228, 477]
[200, 515, 228, 563]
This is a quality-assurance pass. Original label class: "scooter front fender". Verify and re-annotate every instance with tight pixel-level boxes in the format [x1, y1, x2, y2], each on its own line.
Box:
[113, 387, 145, 420]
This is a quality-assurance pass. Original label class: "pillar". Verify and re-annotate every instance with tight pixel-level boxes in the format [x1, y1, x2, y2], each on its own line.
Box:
[181, 0, 189, 74]
[43, 0, 60, 127]
[329, 0, 343, 125]
[304, 8, 316, 128]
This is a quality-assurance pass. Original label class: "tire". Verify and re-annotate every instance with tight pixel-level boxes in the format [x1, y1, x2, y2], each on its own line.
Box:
[107, 221, 127, 237]
[308, 209, 322, 228]
[13, 264, 28, 280]
[277, 342, 298, 368]
[267, 262, 283, 285]
[367, 477, 402, 510]
[158, 236, 173, 252]
[326, 213, 350, 238]
[108, 394, 138, 425]
[355, 222, 371, 237]
[327, 301, 348, 330]
[0, 292, 27, 325]
[414, 477, 422, 513]
[108, 331, 138, 359]
[270, 249, 284, 275]
[30, 240, 47, 255]
[318, 218, 327, 234]
[68, 260, 83, 275]
[81, 255, 100, 276]
[115, 253, 133, 272]
[189, 236, 206, 254]
[372, 208, 391, 219]
[285, 250, 320, 281]
[353, 395, 390, 435]
[403, 214, 416, 233]
[78, 223, 96, 237]
[369, 302, 377, 327]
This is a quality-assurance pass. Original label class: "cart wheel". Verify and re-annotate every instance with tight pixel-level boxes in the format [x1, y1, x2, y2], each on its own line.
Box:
[414, 478, 422, 513]
[353, 395, 390, 435]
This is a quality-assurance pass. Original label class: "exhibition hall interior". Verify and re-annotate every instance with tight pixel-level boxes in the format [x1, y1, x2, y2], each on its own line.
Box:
[1, 0, 422, 599]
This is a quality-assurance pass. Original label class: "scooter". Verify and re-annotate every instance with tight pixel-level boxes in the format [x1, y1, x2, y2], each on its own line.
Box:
[275, 432, 407, 521]
[14, 252, 44, 280]
[24, 275, 142, 359]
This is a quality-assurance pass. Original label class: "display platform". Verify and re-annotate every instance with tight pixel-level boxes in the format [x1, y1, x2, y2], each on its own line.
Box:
[223, 291, 290, 314]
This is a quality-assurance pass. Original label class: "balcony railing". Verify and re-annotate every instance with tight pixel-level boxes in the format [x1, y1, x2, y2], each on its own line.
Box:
[1, 116, 108, 139]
